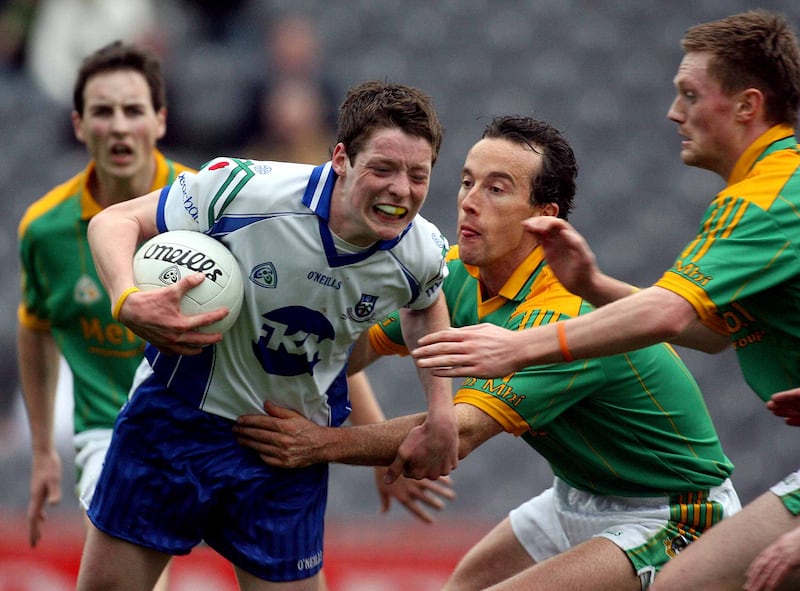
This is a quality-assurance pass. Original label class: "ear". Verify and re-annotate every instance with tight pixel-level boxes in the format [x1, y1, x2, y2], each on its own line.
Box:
[735, 88, 764, 123]
[538, 202, 560, 218]
[71, 110, 85, 144]
[155, 107, 167, 140]
[331, 142, 348, 175]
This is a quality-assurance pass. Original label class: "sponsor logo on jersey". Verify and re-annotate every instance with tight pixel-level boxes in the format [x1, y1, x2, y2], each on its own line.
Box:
[178, 173, 199, 222]
[74, 274, 102, 305]
[252, 306, 335, 376]
[208, 161, 230, 170]
[250, 262, 277, 288]
[673, 259, 712, 287]
[306, 270, 341, 290]
[347, 294, 378, 322]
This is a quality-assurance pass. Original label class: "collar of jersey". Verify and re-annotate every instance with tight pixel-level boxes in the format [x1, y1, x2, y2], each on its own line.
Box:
[303, 162, 410, 267]
[729, 124, 797, 185]
[80, 150, 171, 220]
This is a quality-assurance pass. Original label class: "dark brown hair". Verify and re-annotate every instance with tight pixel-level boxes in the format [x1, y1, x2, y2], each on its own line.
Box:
[482, 115, 577, 220]
[72, 40, 166, 116]
[336, 80, 444, 165]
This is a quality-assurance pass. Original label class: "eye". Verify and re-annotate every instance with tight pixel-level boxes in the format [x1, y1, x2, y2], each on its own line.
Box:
[124, 105, 147, 117]
[460, 177, 473, 189]
[89, 106, 113, 117]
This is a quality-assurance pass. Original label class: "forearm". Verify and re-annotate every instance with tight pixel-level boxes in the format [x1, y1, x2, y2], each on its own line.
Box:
[347, 371, 386, 426]
[87, 191, 159, 300]
[322, 414, 426, 465]
[522, 286, 696, 365]
[400, 296, 455, 421]
[17, 326, 60, 453]
[579, 273, 639, 308]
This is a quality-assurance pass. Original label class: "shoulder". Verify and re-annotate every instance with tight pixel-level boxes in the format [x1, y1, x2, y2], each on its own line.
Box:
[19, 172, 83, 239]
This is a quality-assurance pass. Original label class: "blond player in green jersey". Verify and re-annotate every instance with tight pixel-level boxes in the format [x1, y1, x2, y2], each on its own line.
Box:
[234, 115, 740, 591]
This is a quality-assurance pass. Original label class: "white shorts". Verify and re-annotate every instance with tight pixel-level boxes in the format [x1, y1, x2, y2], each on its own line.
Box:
[770, 469, 800, 515]
[73, 428, 113, 510]
[509, 477, 741, 590]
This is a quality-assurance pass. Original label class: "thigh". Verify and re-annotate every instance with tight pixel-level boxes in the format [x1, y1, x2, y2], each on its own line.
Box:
[484, 537, 641, 591]
[652, 491, 799, 591]
[443, 518, 535, 591]
[76, 523, 171, 591]
[236, 567, 320, 591]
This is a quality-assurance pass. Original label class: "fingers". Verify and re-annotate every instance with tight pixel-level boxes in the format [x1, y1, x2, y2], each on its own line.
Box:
[385, 457, 403, 485]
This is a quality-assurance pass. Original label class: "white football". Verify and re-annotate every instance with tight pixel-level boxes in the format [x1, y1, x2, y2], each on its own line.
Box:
[133, 230, 244, 334]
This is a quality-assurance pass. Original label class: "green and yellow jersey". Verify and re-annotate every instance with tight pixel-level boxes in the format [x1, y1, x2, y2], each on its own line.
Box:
[18, 151, 194, 433]
[370, 246, 733, 497]
[656, 125, 800, 399]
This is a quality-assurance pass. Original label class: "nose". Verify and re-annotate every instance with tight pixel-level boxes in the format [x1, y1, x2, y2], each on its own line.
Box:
[459, 186, 479, 214]
[389, 172, 411, 198]
[666, 96, 682, 123]
[109, 108, 130, 134]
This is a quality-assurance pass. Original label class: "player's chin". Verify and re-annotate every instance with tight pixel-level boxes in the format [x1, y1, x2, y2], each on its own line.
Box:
[371, 214, 409, 238]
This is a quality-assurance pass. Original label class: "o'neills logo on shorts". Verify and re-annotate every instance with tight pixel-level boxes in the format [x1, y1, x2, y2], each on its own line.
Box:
[296, 551, 322, 571]
[142, 243, 223, 283]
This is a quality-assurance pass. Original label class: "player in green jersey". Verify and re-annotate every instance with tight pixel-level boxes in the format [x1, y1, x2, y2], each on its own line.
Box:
[233, 115, 740, 591]
[16, 40, 194, 591]
[409, 10, 800, 591]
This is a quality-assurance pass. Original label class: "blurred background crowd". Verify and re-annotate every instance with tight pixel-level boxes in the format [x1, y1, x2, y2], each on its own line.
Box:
[2, 0, 800, 544]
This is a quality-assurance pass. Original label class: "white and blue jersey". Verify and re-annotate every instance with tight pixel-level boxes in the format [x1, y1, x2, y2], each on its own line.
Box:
[88, 156, 448, 582]
[137, 157, 448, 427]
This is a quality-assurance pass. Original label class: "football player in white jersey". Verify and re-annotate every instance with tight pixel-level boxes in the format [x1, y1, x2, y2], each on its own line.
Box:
[78, 80, 458, 591]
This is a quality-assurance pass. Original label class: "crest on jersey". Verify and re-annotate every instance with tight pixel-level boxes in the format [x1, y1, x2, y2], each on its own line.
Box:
[158, 265, 182, 285]
[74, 275, 102, 305]
[347, 294, 378, 322]
[250, 262, 277, 289]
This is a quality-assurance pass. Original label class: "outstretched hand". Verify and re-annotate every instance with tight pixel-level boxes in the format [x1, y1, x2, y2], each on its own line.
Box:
[373, 468, 455, 523]
[411, 324, 530, 378]
[744, 524, 800, 591]
[117, 273, 227, 355]
[766, 389, 800, 426]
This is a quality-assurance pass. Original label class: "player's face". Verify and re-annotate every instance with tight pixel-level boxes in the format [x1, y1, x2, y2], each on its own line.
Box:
[73, 70, 166, 184]
[667, 51, 740, 178]
[457, 138, 545, 279]
[330, 127, 433, 246]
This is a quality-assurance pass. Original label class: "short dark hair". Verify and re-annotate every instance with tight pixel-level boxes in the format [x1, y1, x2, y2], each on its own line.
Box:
[72, 40, 166, 116]
[482, 116, 577, 220]
[682, 10, 800, 128]
[336, 80, 444, 166]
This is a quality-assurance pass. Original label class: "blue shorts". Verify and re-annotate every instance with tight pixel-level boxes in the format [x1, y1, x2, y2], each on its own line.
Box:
[87, 374, 327, 582]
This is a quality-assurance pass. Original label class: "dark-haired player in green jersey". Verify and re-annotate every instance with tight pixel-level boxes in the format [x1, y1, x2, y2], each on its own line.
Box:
[17, 40, 194, 591]
[234, 115, 740, 591]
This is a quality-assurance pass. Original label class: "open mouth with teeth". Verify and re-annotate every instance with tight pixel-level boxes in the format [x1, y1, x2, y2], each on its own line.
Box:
[374, 204, 408, 218]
